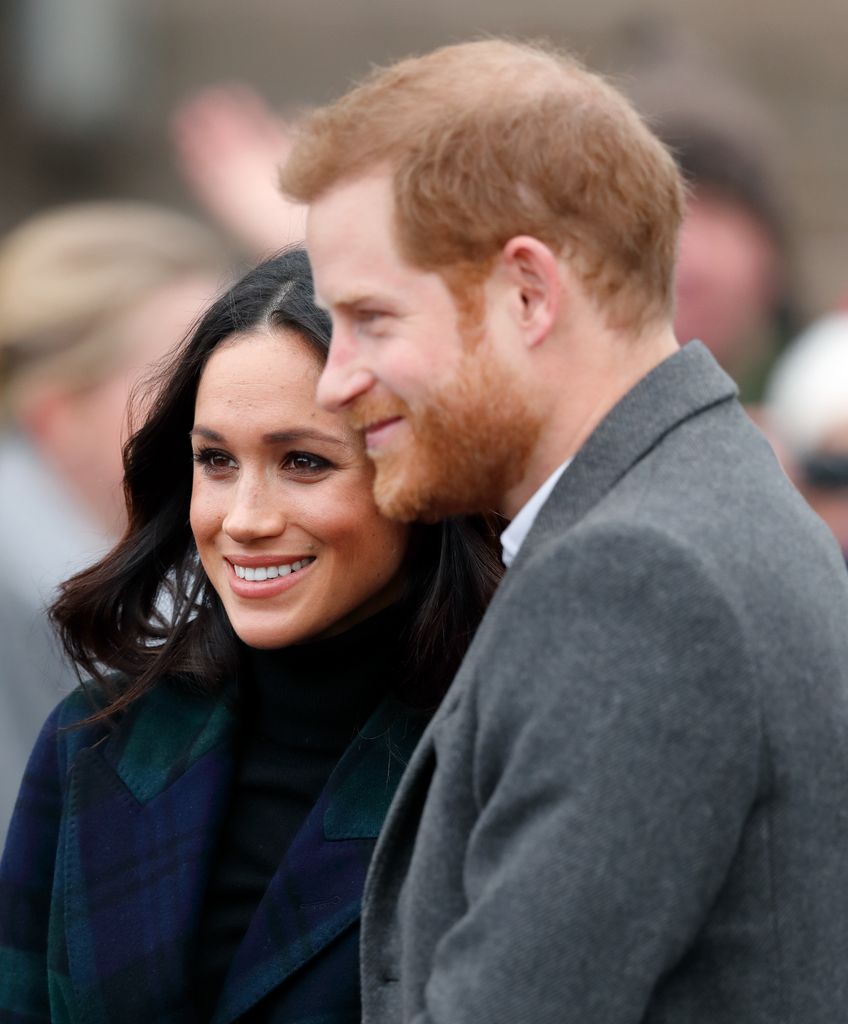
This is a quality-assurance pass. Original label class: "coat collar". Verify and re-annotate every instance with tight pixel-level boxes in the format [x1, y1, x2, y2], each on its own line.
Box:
[61, 681, 428, 1023]
[515, 341, 737, 567]
[106, 680, 236, 802]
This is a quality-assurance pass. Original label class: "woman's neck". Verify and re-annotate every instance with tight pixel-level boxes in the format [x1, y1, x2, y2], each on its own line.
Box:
[237, 603, 408, 749]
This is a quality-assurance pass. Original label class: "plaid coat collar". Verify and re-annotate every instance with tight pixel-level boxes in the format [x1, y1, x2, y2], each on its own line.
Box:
[59, 680, 428, 1023]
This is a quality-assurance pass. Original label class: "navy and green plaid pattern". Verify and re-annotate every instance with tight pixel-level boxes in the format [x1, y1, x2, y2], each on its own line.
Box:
[0, 682, 427, 1023]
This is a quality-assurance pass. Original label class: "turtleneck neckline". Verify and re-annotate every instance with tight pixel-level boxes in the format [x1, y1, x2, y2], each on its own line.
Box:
[237, 602, 408, 750]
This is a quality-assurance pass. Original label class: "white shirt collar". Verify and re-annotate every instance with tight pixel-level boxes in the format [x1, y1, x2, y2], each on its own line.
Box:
[500, 458, 572, 568]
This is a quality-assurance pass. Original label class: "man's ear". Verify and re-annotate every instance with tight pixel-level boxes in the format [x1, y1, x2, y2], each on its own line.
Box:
[501, 236, 562, 348]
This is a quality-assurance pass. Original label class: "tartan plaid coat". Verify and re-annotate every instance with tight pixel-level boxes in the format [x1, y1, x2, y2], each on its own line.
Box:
[0, 678, 428, 1023]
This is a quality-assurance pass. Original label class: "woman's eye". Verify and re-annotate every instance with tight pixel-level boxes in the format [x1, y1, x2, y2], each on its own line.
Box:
[284, 451, 331, 474]
[193, 448, 237, 472]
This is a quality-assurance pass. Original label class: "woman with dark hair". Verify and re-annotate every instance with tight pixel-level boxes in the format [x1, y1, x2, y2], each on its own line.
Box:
[0, 247, 502, 1022]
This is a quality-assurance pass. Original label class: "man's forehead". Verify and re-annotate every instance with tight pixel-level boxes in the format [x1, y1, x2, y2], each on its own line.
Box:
[306, 177, 424, 306]
[307, 240, 406, 309]
[307, 171, 394, 242]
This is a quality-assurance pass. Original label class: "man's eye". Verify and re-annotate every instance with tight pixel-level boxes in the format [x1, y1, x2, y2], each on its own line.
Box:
[284, 452, 331, 474]
[353, 309, 388, 332]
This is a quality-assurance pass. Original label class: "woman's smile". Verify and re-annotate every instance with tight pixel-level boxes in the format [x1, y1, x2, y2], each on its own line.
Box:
[226, 554, 316, 596]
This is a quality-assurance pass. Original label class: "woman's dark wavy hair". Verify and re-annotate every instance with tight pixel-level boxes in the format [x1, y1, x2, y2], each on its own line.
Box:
[51, 247, 503, 721]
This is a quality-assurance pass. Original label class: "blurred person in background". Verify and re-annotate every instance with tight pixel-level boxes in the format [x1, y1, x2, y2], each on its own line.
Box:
[660, 122, 795, 404]
[764, 312, 848, 567]
[171, 82, 309, 259]
[619, 21, 798, 403]
[0, 200, 233, 843]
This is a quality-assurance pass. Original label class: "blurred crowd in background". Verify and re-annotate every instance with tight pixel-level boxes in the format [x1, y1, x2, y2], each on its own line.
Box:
[1, 3, 846, 841]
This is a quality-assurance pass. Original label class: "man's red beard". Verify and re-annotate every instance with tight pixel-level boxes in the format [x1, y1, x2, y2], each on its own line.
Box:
[346, 349, 542, 522]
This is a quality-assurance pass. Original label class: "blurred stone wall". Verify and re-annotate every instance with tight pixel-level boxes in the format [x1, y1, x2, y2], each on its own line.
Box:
[1, 0, 845, 316]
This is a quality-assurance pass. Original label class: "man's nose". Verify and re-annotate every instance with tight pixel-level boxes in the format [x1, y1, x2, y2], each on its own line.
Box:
[316, 330, 375, 412]
[223, 475, 286, 544]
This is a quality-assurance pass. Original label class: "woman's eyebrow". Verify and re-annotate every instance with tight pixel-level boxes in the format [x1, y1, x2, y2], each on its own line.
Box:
[190, 425, 349, 448]
[189, 425, 224, 441]
[261, 429, 349, 448]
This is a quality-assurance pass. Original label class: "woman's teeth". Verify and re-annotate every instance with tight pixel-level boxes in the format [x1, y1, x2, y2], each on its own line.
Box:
[233, 557, 316, 581]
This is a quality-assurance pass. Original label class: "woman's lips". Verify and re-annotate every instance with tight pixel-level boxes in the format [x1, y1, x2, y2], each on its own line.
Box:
[226, 555, 316, 598]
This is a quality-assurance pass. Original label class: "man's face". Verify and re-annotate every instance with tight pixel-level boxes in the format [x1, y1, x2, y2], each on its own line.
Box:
[307, 172, 540, 521]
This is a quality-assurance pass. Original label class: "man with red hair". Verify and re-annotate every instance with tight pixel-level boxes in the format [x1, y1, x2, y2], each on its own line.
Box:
[282, 38, 848, 1024]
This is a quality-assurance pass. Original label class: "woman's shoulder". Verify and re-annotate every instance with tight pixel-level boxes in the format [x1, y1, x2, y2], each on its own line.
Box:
[18, 686, 110, 804]
[33, 684, 113, 776]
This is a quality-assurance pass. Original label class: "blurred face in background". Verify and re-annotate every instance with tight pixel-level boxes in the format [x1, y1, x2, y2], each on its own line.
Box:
[32, 275, 218, 534]
[673, 193, 780, 373]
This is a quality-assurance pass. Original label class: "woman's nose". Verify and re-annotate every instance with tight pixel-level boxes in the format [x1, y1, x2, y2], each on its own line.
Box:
[222, 476, 287, 543]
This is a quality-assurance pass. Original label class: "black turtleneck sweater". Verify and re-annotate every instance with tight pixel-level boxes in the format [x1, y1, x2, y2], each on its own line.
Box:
[195, 605, 408, 1021]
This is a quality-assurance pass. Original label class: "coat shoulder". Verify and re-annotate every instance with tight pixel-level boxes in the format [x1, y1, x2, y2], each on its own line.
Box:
[510, 517, 744, 630]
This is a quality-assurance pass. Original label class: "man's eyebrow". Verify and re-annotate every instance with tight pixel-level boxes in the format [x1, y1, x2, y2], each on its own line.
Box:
[190, 425, 349, 448]
[319, 291, 391, 312]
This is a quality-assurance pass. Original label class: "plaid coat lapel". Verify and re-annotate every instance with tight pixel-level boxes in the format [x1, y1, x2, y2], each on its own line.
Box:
[61, 683, 237, 1024]
[211, 696, 429, 1024]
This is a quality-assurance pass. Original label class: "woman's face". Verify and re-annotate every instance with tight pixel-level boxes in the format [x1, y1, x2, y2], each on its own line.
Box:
[189, 327, 410, 648]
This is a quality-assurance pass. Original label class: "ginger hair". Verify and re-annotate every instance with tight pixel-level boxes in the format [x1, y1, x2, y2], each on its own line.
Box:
[281, 39, 685, 334]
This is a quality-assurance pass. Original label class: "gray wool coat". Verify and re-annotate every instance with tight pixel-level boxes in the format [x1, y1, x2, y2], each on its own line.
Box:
[360, 342, 848, 1024]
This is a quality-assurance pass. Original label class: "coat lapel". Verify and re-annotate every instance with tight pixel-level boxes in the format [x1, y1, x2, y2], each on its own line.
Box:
[212, 696, 429, 1024]
[62, 682, 237, 1024]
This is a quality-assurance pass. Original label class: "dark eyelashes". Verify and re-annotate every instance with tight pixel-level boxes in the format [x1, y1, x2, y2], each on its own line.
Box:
[191, 446, 333, 474]
[283, 452, 334, 473]
[192, 446, 231, 467]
